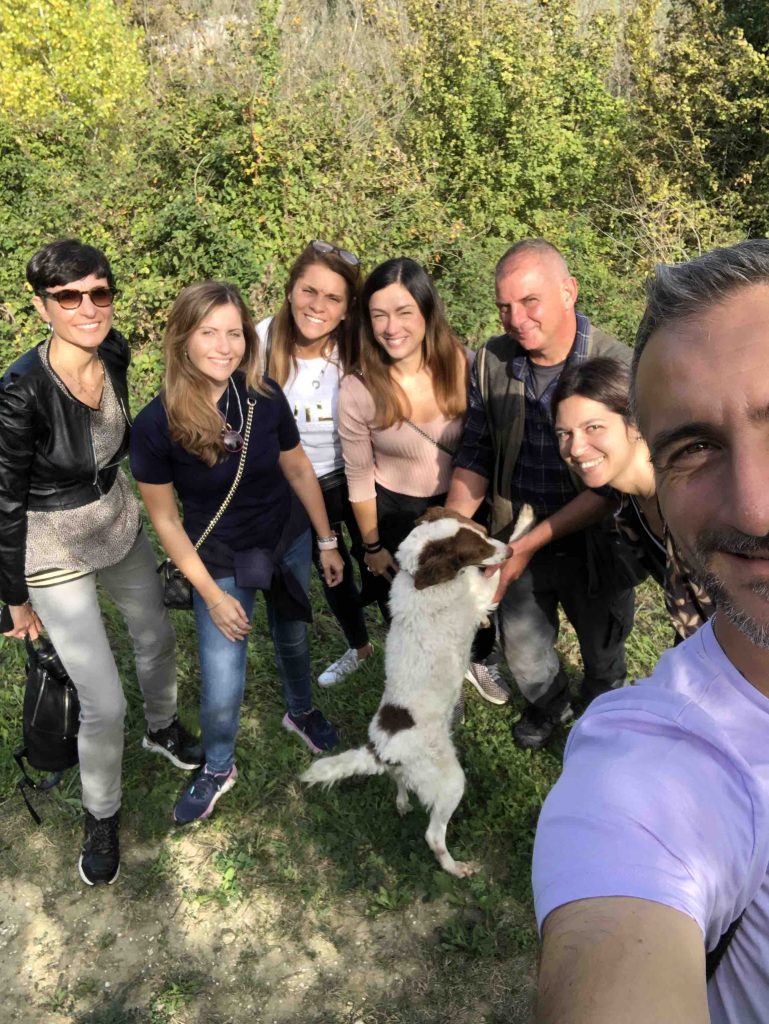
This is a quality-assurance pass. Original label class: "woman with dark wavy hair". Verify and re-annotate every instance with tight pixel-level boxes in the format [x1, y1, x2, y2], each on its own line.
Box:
[552, 355, 711, 641]
[130, 281, 344, 827]
[338, 257, 469, 618]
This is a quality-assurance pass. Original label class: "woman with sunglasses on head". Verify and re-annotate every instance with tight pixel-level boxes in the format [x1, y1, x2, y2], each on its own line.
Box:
[130, 281, 345, 827]
[0, 239, 200, 887]
[552, 356, 711, 641]
[338, 257, 471, 619]
[256, 240, 374, 688]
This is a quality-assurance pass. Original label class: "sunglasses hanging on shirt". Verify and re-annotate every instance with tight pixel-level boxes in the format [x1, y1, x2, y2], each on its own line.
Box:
[220, 377, 245, 453]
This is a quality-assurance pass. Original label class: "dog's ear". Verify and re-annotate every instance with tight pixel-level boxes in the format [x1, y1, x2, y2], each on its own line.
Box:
[415, 506, 489, 535]
[413, 528, 497, 590]
[415, 506, 451, 527]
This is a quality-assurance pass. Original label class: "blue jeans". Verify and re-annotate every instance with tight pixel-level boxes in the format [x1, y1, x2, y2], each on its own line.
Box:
[193, 529, 313, 772]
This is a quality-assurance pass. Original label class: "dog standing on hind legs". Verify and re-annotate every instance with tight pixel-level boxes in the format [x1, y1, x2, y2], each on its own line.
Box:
[301, 506, 533, 876]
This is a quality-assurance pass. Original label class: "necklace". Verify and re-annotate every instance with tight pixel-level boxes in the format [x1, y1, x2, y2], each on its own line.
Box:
[310, 355, 332, 390]
[55, 359, 104, 395]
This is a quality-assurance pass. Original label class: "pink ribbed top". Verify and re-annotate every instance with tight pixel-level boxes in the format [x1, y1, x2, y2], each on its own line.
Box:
[338, 374, 463, 502]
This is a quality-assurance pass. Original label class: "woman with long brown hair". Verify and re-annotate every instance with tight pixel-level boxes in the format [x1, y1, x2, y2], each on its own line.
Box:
[256, 241, 373, 687]
[338, 257, 469, 618]
[130, 281, 344, 826]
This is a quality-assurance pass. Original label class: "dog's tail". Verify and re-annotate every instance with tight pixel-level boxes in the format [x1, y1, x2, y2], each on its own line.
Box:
[301, 744, 385, 788]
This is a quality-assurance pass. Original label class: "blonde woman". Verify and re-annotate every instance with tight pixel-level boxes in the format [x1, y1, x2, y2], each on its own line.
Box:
[130, 281, 344, 826]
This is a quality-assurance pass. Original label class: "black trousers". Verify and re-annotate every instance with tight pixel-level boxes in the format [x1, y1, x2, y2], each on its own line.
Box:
[311, 473, 370, 651]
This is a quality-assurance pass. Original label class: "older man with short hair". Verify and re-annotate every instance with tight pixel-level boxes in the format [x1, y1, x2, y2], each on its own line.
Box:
[533, 239, 769, 1024]
[448, 238, 633, 748]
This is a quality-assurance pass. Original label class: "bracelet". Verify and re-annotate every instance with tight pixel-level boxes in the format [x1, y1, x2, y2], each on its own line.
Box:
[363, 541, 383, 554]
[206, 595, 225, 612]
[317, 534, 338, 551]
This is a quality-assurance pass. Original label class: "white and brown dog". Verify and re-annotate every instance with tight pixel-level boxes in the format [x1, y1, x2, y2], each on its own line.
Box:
[302, 506, 530, 876]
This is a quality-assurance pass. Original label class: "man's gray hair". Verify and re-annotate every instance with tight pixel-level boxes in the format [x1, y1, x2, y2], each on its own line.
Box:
[496, 238, 570, 279]
[632, 239, 769, 398]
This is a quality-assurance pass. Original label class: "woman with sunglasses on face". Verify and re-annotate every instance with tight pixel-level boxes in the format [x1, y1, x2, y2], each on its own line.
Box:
[338, 257, 470, 619]
[130, 281, 345, 827]
[0, 239, 200, 887]
[256, 240, 374, 688]
[552, 356, 711, 641]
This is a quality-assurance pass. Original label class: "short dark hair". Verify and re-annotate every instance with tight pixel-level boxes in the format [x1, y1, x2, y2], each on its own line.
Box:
[551, 356, 631, 422]
[26, 239, 116, 293]
[631, 239, 769, 412]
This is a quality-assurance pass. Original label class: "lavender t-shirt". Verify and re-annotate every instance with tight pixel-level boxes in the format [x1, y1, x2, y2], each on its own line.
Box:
[533, 620, 769, 1024]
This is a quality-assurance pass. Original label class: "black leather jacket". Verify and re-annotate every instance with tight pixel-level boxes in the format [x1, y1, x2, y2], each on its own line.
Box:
[0, 329, 132, 605]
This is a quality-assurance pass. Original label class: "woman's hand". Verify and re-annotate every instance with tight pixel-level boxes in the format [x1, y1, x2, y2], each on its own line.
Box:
[206, 591, 251, 643]
[3, 602, 43, 641]
[364, 547, 398, 582]
[319, 549, 345, 587]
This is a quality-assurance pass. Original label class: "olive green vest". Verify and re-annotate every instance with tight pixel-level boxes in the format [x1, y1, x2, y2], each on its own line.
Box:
[476, 324, 632, 540]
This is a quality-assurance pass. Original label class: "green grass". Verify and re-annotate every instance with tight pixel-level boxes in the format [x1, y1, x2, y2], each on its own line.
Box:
[0, 550, 671, 1023]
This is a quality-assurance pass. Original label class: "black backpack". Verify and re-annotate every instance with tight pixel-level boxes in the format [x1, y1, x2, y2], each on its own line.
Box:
[13, 636, 80, 823]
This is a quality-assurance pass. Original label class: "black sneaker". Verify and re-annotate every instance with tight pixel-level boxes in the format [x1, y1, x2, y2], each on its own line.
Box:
[512, 703, 574, 751]
[282, 709, 340, 754]
[142, 715, 203, 770]
[79, 810, 120, 886]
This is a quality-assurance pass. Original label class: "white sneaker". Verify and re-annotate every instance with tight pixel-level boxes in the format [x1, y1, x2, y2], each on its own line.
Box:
[318, 648, 365, 687]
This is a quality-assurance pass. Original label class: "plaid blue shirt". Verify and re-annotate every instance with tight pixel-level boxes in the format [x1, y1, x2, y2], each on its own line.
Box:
[456, 313, 594, 516]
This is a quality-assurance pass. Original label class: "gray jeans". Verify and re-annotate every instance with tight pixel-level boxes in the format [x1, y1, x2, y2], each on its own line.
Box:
[498, 539, 634, 711]
[29, 530, 176, 818]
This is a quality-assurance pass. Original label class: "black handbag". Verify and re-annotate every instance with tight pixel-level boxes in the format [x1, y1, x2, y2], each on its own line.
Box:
[14, 635, 80, 823]
[158, 397, 255, 610]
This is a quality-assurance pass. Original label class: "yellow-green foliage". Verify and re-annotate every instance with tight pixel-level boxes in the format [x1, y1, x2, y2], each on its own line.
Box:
[0, 0, 145, 126]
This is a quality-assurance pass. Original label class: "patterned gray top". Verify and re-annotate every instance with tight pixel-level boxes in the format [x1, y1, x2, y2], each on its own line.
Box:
[25, 340, 141, 584]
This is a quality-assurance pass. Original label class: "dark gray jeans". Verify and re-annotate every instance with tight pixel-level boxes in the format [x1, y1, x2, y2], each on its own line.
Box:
[498, 538, 634, 712]
[29, 530, 177, 818]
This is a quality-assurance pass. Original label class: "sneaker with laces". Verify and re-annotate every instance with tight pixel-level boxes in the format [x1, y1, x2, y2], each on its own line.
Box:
[512, 702, 574, 751]
[282, 709, 340, 754]
[79, 810, 120, 886]
[142, 715, 203, 770]
[464, 661, 512, 705]
[318, 647, 368, 687]
[173, 763, 237, 826]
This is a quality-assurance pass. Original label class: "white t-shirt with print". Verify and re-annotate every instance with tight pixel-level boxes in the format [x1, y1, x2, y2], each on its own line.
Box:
[256, 316, 343, 480]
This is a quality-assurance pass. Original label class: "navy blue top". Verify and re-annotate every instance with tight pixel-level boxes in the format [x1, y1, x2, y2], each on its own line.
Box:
[130, 373, 302, 573]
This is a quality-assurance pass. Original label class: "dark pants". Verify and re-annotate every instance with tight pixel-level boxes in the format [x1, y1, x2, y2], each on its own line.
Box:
[362, 484, 447, 620]
[312, 473, 370, 651]
[498, 534, 634, 711]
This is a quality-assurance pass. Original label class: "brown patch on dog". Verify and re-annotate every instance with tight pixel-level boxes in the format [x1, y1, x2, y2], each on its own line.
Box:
[413, 527, 497, 590]
[377, 704, 416, 735]
[416, 506, 488, 536]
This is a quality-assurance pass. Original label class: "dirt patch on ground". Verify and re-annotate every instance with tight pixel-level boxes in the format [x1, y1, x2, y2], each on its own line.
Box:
[0, 803, 536, 1024]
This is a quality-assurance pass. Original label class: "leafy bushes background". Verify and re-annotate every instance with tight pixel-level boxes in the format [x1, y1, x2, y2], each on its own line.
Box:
[0, 0, 766, 407]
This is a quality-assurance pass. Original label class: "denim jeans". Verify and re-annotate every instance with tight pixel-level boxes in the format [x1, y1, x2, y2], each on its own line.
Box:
[192, 529, 313, 772]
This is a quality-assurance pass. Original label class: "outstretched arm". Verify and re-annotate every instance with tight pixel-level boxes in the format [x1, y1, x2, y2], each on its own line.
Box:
[492, 490, 612, 602]
[537, 897, 708, 1024]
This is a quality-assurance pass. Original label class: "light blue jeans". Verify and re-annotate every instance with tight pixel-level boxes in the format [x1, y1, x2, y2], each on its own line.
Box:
[192, 529, 313, 773]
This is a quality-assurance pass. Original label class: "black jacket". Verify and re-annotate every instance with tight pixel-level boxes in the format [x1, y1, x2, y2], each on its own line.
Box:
[0, 329, 132, 605]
